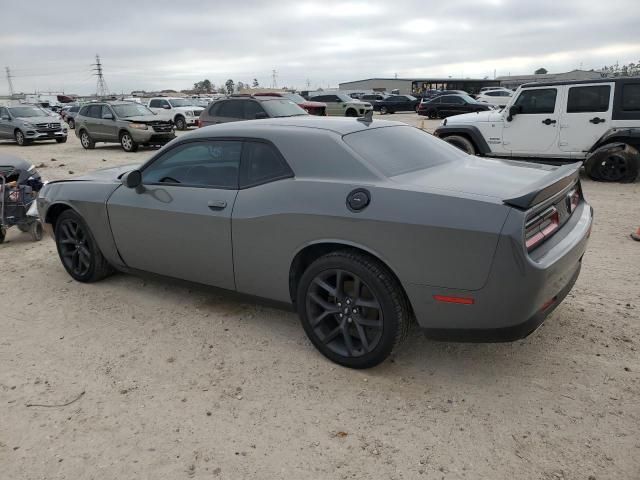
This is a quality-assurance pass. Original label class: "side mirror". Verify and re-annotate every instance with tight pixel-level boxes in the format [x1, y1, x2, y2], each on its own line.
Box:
[254, 112, 267, 119]
[507, 105, 521, 122]
[121, 170, 142, 190]
[162, 105, 171, 109]
[103, 113, 114, 120]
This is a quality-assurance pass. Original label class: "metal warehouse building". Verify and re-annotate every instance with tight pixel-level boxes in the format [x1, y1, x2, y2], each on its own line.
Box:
[338, 77, 501, 95]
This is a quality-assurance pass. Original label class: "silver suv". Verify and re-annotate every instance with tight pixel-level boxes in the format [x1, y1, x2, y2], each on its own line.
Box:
[75, 101, 175, 152]
[0, 104, 68, 146]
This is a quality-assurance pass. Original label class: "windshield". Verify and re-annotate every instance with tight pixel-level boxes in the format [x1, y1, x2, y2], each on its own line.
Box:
[284, 93, 306, 104]
[168, 99, 195, 108]
[343, 125, 464, 177]
[262, 99, 308, 117]
[112, 103, 155, 118]
[8, 106, 48, 117]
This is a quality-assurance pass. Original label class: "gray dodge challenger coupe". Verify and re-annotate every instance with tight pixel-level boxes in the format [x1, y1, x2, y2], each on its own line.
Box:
[37, 117, 593, 368]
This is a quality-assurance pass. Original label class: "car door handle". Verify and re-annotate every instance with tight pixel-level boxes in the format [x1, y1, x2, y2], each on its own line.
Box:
[541, 118, 557, 125]
[207, 200, 227, 210]
[589, 117, 605, 124]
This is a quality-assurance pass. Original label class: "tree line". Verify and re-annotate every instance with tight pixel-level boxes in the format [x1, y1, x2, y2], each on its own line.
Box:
[192, 78, 261, 95]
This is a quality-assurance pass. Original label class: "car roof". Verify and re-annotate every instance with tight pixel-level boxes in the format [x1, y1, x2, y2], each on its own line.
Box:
[182, 116, 406, 138]
[520, 76, 640, 89]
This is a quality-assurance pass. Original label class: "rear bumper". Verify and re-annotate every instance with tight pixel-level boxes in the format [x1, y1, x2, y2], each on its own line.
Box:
[404, 201, 593, 341]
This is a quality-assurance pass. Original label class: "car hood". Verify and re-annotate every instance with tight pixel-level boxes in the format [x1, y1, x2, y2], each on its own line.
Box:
[48, 164, 142, 185]
[392, 156, 565, 202]
[122, 115, 170, 123]
[444, 110, 503, 124]
[16, 115, 60, 124]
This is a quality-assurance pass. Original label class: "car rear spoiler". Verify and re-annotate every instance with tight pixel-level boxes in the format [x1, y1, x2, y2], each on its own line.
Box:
[503, 162, 581, 209]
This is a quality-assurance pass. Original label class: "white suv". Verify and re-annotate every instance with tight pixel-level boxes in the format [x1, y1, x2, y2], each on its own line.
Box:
[475, 89, 513, 107]
[434, 78, 640, 182]
[147, 97, 204, 130]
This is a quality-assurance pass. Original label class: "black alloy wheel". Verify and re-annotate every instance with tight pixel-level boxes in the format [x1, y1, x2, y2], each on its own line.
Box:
[297, 251, 411, 368]
[54, 210, 112, 282]
[594, 154, 630, 182]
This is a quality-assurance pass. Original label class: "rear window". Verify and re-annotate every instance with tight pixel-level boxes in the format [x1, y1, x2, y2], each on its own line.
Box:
[621, 84, 640, 111]
[343, 126, 465, 177]
[567, 85, 610, 113]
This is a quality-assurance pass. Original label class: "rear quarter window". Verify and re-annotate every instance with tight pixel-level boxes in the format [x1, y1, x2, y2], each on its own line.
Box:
[621, 84, 640, 111]
[343, 126, 465, 177]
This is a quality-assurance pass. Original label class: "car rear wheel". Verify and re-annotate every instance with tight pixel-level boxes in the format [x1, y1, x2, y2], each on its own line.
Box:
[80, 130, 95, 149]
[443, 135, 476, 155]
[175, 116, 186, 130]
[427, 110, 438, 119]
[120, 132, 139, 152]
[296, 250, 411, 369]
[585, 143, 639, 183]
[380, 106, 389, 115]
[54, 209, 112, 283]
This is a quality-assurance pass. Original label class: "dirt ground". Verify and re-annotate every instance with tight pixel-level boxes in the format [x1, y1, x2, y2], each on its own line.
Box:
[1, 114, 639, 480]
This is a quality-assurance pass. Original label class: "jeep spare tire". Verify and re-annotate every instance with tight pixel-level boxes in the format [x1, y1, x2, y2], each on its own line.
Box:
[585, 143, 639, 183]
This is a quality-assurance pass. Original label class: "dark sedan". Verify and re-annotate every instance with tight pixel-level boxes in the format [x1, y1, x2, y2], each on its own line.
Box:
[369, 95, 419, 114]
[418, 94, 493, 119]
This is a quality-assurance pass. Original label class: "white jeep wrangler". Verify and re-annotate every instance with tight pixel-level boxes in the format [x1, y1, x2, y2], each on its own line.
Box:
[434, 78, 640, 182]
[147, 97, 204, 130]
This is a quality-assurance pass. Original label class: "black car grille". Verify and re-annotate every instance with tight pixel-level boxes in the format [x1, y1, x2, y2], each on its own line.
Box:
[149, 122, 173, 133]
[193, 111, 201, 117]
[35, 122, 61, 132]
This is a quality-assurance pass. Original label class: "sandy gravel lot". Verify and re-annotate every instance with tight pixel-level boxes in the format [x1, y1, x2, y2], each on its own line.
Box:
[1, 115, 639, 480]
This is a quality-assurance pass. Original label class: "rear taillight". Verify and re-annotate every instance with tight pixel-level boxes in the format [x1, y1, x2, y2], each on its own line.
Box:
[525, 206, 560, 251]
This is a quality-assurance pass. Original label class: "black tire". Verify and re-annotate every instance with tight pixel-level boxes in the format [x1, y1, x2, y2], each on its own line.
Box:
[380, 106, 389, 115]
[79, 130, 95, 150]
[54, 209, 112, 282]
[427, 110, 438, 120]
[443, 135, 476, 155]
[345, 109, 358, 117]
[296, 250, 411, 369]
[584, 143, 639, 183]
[0, 227, 6, 244]
[56, 137, 67, 144]
[15, 129, 28, 146]
[175, 116, 186, 130]
[120, 131, 139, 152]
[68, 118, 75, 129]
[30, 221, 43, 242]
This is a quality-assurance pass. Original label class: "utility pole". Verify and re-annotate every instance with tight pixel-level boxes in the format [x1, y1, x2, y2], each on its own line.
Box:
[270, 69, 278, 89]
[306, 78, 311, 89]
[92, 54, 110, 98]
[5, 67, 15, 96]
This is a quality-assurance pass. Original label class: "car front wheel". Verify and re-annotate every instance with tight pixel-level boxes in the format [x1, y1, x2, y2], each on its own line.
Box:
[120, 132, 139, 152]
[54, 209, 112, 282]
[296, 250, 411, 369]
[15, 130, 28, 146]
[175, 116, 186, 130]
[442, 135, 476, 155]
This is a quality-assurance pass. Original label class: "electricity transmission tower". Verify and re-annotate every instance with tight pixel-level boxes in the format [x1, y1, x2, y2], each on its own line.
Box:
[270, 69, 278, 89]
[92, 54, 110, 97]
[5, 67, 15, 96]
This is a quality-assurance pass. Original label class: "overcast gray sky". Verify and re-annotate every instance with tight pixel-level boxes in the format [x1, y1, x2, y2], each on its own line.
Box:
[2, 0, 639, 95]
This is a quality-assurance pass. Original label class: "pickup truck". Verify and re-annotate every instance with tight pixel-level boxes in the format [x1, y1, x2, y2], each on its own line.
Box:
[146, 97, 204, 130]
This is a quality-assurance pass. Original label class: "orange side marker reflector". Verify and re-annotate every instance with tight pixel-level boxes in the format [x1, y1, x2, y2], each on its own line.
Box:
[434, 295, 474, 305]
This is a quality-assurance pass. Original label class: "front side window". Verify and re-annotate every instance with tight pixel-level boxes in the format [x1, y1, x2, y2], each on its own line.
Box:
[567, 85, 610, 113]
[85, 105, 103, 118]
[0, 107, 9, 118]
[101, 105, 114, 118]
[513, 88, 557, 114]
[244, 101, 265, 119]
[621, 84, 640, 111]
[142, 141, 242, 188]
[240, 141, 293, 187]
